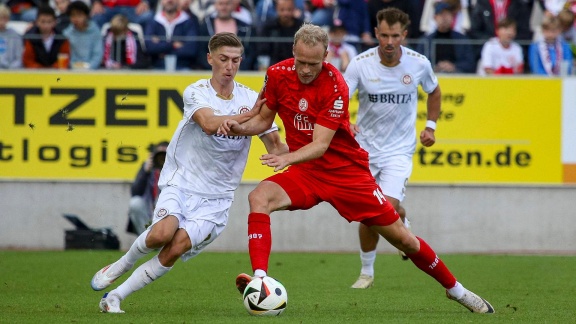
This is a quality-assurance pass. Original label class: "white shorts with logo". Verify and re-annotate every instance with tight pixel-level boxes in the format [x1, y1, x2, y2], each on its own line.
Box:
[151, 186, 232, 262]
[369, 154, 412, 202]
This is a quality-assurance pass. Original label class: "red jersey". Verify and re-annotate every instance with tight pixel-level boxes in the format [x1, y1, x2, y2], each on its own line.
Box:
[102, 0, 141, 7]
[263, 58, 369, 170]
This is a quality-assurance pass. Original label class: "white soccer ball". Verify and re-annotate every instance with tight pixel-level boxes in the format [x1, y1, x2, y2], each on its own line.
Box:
[242, 276, 288, 316]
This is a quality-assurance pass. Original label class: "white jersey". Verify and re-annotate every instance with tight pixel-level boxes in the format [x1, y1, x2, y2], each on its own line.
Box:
[478, 37, 524, 76]
[344, 46, 438, 160]
[158, 79, 278, 199]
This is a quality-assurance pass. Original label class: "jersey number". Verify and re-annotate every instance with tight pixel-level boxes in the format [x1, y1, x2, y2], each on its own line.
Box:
[373, 188, 387, 205]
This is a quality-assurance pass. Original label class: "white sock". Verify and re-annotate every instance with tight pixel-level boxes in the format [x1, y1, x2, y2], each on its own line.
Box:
[254, 269, 267, 278]
[124, 229, 154, 265]
[107, 230, 154, 276]
[360, 250, 376, 277]
[447, 281, 465, 299]
[113, 255, 171, 300]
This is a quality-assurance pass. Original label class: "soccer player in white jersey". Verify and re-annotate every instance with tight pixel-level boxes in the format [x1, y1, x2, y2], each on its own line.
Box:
[345, 8, 441, 289]
[90, 32, 288, 314]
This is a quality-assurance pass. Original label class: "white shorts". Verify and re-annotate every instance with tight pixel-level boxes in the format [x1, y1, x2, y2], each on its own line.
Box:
[151, 186, 232, 262]
[369, 154, 412, 202]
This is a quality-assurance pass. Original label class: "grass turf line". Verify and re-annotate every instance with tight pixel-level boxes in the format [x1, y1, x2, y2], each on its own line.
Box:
[0, 251, 574, 323]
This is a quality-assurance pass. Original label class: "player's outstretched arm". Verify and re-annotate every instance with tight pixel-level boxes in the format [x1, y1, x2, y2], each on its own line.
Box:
[193, 96, 267, 135]
[292, 124, 336, 162]
[261, 124, 336, 171]
[218, 103, 276, 136]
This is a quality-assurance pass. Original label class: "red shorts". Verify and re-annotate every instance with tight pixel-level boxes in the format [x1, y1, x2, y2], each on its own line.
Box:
[264, 164, 399, 226]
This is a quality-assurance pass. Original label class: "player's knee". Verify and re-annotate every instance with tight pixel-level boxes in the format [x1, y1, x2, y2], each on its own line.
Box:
[248, 187, 269, 207]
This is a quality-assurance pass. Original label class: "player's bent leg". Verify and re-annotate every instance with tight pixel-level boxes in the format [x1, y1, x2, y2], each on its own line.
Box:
[359, 223, 380, 252]
[157, 228, 192, 267]
[103, 254, 173, 312]
[396, 205, 411, 261]
[99, 230, 188, 313]
[145, 215, 180, 249]
[91, 228, 159, 291]
[373, 223, 495, 313]
[371, 219, 419, 255]
[247, 180, 292, 214]
[239, 180, 293, 295]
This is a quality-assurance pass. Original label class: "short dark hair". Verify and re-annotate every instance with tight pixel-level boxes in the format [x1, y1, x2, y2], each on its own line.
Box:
[376, 7, 411, 31]
[497, 18, 517, 29]
[208, 32, 244, 54]
[66, 0, 90, 16]
[36, 5, 56, 19]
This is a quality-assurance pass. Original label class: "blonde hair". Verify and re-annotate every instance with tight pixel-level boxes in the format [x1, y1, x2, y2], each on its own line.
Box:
[110, 14, 129, 36]
[541, 15, 561, 31]
[0, 4, 11, 18]
[558, 9, 575, 28]
[293, 23, 328, 50]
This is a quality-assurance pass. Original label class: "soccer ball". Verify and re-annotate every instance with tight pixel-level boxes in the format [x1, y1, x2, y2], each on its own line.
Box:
[242, 276, 288, 316]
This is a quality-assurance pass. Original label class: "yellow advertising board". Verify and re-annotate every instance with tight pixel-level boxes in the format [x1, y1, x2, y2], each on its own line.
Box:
[0, 72, 564, 184]
[410, 77, 562, 184]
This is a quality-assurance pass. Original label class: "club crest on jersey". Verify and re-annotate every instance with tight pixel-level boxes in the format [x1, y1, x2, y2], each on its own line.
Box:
[156, 208, 168, 218]
[238, 106, 250, 114]
[402, 74, 413, 85]
[298, 98, 309, 111]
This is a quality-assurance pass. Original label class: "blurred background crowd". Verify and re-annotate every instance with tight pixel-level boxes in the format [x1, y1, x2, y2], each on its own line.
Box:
[0, 0, 574, 75]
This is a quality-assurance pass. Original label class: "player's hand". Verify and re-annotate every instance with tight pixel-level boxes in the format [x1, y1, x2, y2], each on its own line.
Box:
[260, 153, 289, 172]
[350, 123, 360, 136]
[218, 119, 241, 135]
[419, 128, 435, 147]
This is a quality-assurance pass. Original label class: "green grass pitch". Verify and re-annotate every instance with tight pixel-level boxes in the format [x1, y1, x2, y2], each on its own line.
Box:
[0, 250, 574, 323]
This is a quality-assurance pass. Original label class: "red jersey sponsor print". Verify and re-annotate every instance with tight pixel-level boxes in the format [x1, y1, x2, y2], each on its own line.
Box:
[264, 58, 369, 169]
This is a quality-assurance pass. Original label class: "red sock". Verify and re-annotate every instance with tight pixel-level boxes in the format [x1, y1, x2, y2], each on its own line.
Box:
[247, 213, 271, 273]
[406, 237, 457, 289]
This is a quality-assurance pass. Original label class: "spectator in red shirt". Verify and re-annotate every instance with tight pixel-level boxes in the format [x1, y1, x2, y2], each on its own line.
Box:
[91, 0, 154, 28]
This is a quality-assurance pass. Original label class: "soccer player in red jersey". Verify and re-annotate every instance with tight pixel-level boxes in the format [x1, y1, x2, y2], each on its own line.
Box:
[218, 23, 494, 314]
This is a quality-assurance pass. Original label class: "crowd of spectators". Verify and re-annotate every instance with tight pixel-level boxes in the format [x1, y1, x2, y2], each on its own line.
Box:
[0, 0, 575, 74]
